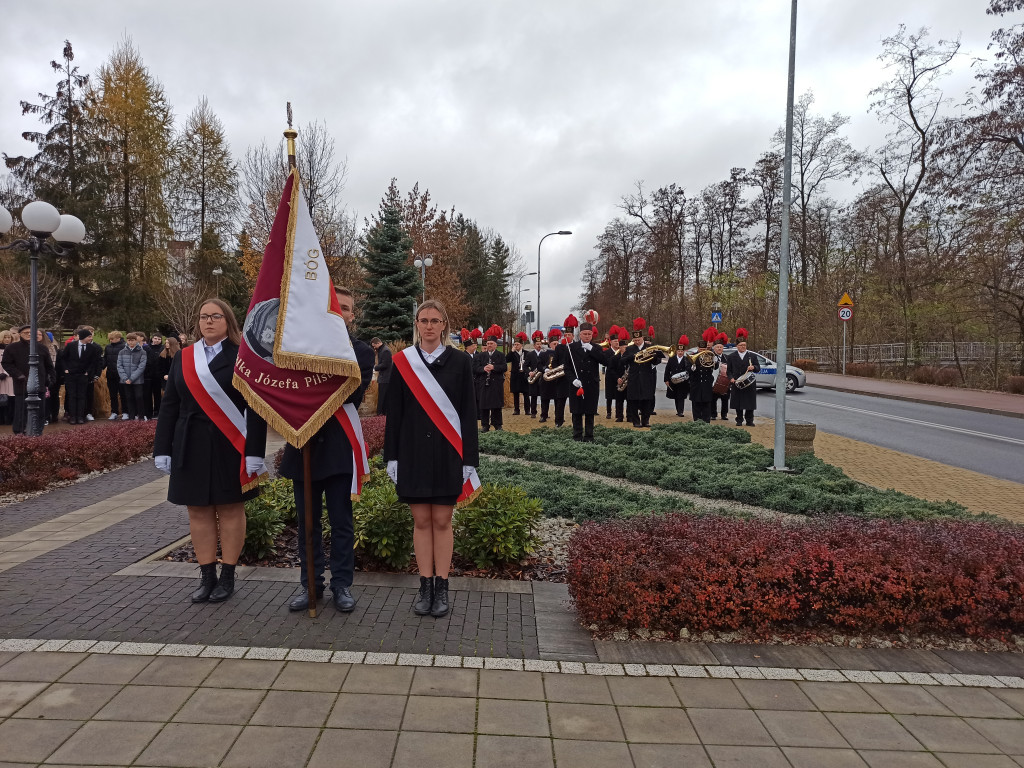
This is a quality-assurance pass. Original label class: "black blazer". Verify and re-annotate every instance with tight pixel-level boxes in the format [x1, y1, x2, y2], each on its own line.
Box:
[622, 342, 662, 400]
[603, 348, 624, 395]
[565, 341, 606, 414]
[384, 346, 478, 499]
[726, 350, 761, 410]
[506, 349, 531, 394]
[537, 347, 559, 397]
[664, 353, 691, 400]
[279, 338, 375, 483]
[63, 340, 103, 377]
[473, 349, 507, 410]
[686, 353, 717, 403]
[154, 341, 267, 506]
[374, 345, 393, 385]
[1, 340, 55, 395]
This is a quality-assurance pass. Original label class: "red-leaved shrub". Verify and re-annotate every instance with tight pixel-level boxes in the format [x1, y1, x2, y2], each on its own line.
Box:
[567, 514, 1024, 639]
[1005, 376, 1024, 395]
[361, 415, 385, 458]
[845, 363, 879, 378]
[0, 422, 158, 493]
[793, 358, 818, 371]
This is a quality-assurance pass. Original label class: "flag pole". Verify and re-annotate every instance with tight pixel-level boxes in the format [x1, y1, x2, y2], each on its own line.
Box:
[285, 105, 317, 619]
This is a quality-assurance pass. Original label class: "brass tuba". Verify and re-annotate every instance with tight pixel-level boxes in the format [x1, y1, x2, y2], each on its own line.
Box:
[633, 344, 674, 364]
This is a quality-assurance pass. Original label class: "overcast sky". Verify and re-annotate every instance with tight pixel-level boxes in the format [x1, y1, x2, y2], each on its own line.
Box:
[0, 0, 1002, 329]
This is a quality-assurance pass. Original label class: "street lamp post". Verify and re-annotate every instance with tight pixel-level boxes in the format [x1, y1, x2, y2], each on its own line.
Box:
[536, 231, 571, 334]
[413, 255, 433, 303]
[0, 201, 86, 437]
[212, 266, 223, 296]
[516, 271, 537, 331]
[518, 288, 531, 331]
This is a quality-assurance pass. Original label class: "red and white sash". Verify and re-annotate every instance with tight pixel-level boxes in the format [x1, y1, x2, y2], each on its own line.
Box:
[181, 344, 263, 492]
[334, 403, 369, 498]
[392, 346, 481, 502]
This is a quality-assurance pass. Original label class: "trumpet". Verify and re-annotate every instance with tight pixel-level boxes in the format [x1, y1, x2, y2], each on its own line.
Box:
[598, 340, 611, 349]
[543, 364, 565, 381]
[688, 349, 717, 368]
[633, 344, 674, 364]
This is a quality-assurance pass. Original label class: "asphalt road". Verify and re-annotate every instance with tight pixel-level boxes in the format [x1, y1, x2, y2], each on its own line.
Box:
[653, 382, 1024, 483]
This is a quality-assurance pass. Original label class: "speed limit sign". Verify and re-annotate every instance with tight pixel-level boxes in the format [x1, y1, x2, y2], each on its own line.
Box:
[838, 307, 853, 322]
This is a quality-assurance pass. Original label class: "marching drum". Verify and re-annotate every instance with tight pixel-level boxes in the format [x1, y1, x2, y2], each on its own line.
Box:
[734, 371, 757, 389]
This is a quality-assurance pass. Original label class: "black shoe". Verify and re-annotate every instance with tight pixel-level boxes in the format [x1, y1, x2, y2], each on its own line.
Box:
[640, 419, 650, 428]
[512, 410, 521, 416]
[615, 417, 623, 423]
[494, 426, 503, 431]
[583, 435, 595, 442]
[529, 413, 536, 419]
[632, 421, 642, 428]
[677, 412, 685, 417]
[430, 576, 450, 618]
[746, 421, 755, 427]
[413, 576, 433, 615]
[287, 588, 323, 611]
[190, 563, 218, 603]
[555, 422, 564, 428]
[736, 420, 744, 426]
[538, 417, 547, 423]
[710, 415, 717, 420]
[332, 587, 356, 612]
[572, 434, 583, 442]
[208, 563, 236, 603]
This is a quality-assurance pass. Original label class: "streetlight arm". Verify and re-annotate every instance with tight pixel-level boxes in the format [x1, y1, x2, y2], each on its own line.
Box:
[536, 232, 571, 334]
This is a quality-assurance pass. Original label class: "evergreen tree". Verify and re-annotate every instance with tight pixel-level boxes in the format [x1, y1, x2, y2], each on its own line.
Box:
[359, 182, 420, 342]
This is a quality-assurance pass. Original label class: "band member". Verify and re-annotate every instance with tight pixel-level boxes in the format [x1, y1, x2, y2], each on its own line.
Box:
[688, 328, 719, 423]
[280, 287, 374, 613]
[384, 299, 479, 618]
[621, 317, 663, 428]
[537, 328, 562, 424]
[565, 322, 607, 441]
[526, 330, 544, 417]
[465, 328, 481, 356]
[602, 325, 621, 420]
[474, 325, 507, 432]
[371, 337, 392, 416]
[727, 327, 761, 426]
[154, 299, 267, 603]
[712, 333, 730, 420]
[664, 335, 691, 418]
[562, 314, 578, 345]
[506, 331, 531, 415]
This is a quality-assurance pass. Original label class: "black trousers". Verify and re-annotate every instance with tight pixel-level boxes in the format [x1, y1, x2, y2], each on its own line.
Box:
[107, 373, 123, 415]
[605, 394, 625, 420]
[144, 377, 161, 418]
[512, 392, 527, 413]
[671, 396, 687, 416]
[553, 397, 566, 426]
[735, 408, 755, 425]
[714, 393, 729, 418]
[65, 373, 90, 421]
[626, 398, 654, 425]
[571, 412, 596, 440]
[12, 392, 27, 434]
[123, 382, 144, 419]
[692, 401, 713, 423]
[48, 381, 60, 421]
[481, 407, 503, 430]
[526, 394, 538, 415]
[376, 382, 388, 415]
[293, 474, 355, 592]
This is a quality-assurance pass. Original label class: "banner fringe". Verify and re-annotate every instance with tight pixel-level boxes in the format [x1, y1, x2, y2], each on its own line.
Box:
[274, 351, 360, 377]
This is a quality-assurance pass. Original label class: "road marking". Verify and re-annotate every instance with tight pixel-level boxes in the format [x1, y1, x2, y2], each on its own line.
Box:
[799, 399, 1024, 446]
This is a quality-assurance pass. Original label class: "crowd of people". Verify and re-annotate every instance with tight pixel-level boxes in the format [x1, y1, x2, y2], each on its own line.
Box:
[0, 325, 184, 433]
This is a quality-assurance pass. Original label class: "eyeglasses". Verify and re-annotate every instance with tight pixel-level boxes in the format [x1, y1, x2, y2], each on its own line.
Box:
[199, 314, 225, 322]
[416, 318, 444, 326]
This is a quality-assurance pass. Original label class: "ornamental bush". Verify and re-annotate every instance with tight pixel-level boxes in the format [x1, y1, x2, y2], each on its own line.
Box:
[454, 484, 542, 568]
[352, 467, 415, 569]
[0, 421, 157, 493]
[567, 513, 1024, 639]
[242, 479, 289, 561]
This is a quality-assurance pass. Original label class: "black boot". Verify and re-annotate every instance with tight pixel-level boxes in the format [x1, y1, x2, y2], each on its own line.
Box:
[430, 576, 449, 618]
[191, 563, 218, 603]
[413, 576, 433, 616]
[208, 563, 236, 603]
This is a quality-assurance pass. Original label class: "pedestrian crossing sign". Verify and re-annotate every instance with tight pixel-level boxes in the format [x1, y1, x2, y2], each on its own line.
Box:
[711, 311, 723, 323]
[838, 292, 854, 307]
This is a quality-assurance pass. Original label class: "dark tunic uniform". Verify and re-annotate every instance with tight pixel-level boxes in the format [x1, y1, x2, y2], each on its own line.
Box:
[525, 347, 541, 416]
[154, 342, 267, 506]
[537, 346, 561, 424]
[622, 341, 663, 427]
[384, 346, 479, 503]
[664, 353, 691, 416]
[727, 350, 761, 424]
[603, 348, 626, 420]
[506, 348, 530, 414]
[473, 348, 507, 431]
[565, 340, 606, 441]
[686, 352, 717, 423]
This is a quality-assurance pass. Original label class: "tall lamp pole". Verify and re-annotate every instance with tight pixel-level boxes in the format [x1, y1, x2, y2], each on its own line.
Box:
[536, 231, 571, 334]
[772, 0, 798, 471]
[0, 202, 86, 437]
[517, 271, 537, 331]
[413, 254, 433, 303]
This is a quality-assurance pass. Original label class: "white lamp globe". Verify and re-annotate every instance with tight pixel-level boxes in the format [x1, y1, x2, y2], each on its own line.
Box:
[21, 201, 61, 235]
[424, 256, 434, 267]
[0, 205, 12, 235]
[414, 258, 423, 268]
[53, 215, 86, 244]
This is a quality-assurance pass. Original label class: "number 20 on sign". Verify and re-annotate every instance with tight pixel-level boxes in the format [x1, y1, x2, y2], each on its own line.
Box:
[838, 306, 852, 321]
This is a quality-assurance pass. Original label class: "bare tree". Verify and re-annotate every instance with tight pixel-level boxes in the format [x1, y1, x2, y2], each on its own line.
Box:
[0, 265, 69, 330]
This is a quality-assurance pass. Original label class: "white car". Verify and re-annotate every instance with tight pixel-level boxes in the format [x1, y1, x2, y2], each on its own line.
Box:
[686, 348, 806, 392]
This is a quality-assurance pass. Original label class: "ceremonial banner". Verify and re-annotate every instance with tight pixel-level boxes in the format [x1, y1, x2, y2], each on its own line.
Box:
[234, 168, 362, 447]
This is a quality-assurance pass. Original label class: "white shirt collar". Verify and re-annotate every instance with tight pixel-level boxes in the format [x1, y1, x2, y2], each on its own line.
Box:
[203, 339, 224, 357]
[420, 344, 443, 364]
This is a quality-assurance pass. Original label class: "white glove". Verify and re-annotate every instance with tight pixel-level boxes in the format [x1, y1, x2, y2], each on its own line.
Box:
[154, 455, 171, 474]
[572, 378, 583, 388]
[462, 466, 474, 482]
[387, 460, 398, 484]
[246, 456, 268, 476]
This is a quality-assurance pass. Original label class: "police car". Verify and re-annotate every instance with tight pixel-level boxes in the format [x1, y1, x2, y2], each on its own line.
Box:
[686, 348, 806, 392]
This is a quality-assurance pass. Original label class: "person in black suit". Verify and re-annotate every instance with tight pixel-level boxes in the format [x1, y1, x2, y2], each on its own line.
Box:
[711, 338, 730, 420]
[474, 326, 507, 432]
[1, 325, 55, 434]
[506, 331, 531, 416]
[601, 327, 625, 422]
[622, 318, 663, 428]
[537, 329, 562, 424]
[281, 287, 374, 613]
[727, 329, 761, 426]
[384, 299, 478, 618]
[154, 300, 267, 604]
[564, 322, 608, 442]
[687, 341, 717, 423]
[525, 330, 543, 418]
[63, 329, 103, 424]
[371, 337, 392, 415]
[664, 335, 691, 418]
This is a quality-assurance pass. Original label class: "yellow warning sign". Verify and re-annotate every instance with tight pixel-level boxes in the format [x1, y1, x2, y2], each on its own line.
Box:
[838, 292, 854, 307]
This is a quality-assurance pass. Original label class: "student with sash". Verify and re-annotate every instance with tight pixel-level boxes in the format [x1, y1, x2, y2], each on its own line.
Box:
[154, 299, 268, 604]
[384, 299, 479, 619]
[280, 287, 375, 613]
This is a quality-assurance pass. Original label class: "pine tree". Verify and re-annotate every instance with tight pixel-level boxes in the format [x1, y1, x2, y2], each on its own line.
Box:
[359, 183, 420, 342]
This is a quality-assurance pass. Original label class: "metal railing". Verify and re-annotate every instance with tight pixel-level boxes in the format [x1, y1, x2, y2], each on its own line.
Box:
[756, 342, 1023, 366]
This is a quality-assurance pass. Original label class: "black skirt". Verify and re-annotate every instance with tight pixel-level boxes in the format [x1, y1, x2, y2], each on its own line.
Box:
[399, 494, 459, 506]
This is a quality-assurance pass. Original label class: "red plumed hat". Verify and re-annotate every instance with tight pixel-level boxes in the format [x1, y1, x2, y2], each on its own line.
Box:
[548, 327, 563, 341]
[532, 329, 544, 341]
[460, 328, 470, 342]
[632, 317, 646, 337]
[617, 328, 630, 342]
[608, 324, 620, 337]
[563, 314, 579, 329]
[486, 324, 503, 341]
[515, 331, 528, 343]
[735, 327, 749, 341]
[583, 309, 600, 325]
[470, 328, 482, 340]
[677, 334, 689, 347]
[716, 332, 728, 344]
[701, 326, 718, 344]
[648, 326, 655, 339]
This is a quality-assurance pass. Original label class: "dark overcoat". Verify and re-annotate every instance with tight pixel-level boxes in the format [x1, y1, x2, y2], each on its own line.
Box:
[1, 339, 55, 395]
[726, 350, 761, 411]
[622, 342, 662, 400]
[279, 339, 375, 483]
[373, 345, 393, 385]
[664, 353, 691, 401]
[565, 341, 606, 415]
[383, 346, 479, 498]
[473, 349, 507, 410]
[506, 348, 531, 394]
[525, 349, 541, 396]
[603, 348, 625, 399]
[154, 342, 267, 506]
[537, 347, 559, 398]
[687, 354, 717, 403]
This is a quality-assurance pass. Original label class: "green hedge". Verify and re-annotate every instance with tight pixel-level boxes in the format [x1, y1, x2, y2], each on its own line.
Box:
[479, 423, 975, 521]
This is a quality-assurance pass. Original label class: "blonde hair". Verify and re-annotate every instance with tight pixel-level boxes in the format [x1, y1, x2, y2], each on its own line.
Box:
[414, 299, 452, 347]
[108, 331, 123, 342]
